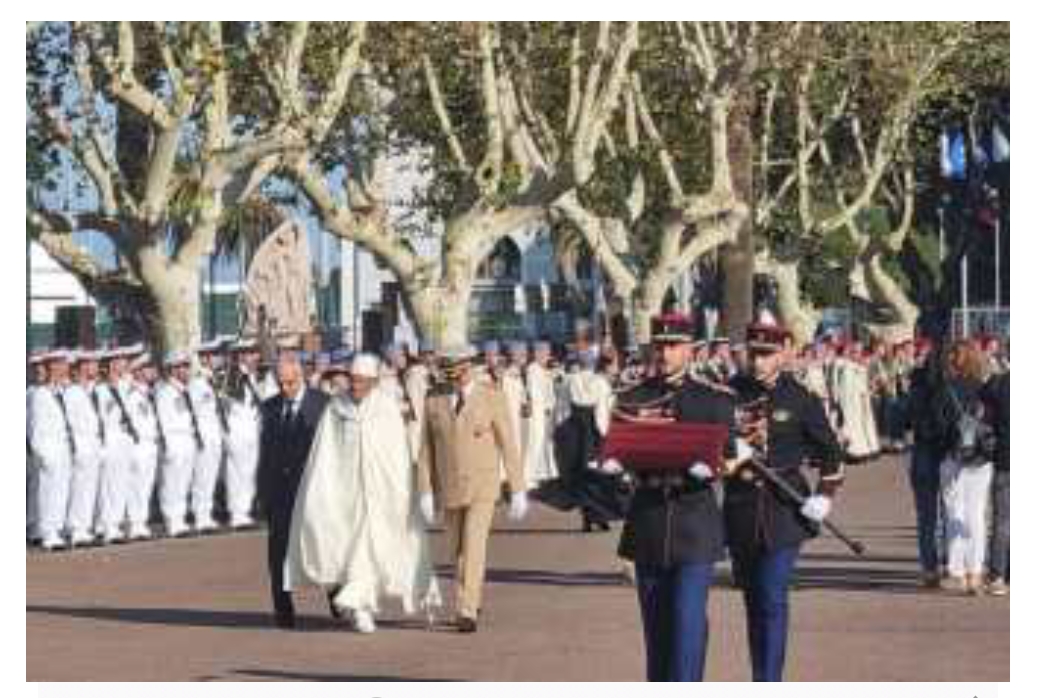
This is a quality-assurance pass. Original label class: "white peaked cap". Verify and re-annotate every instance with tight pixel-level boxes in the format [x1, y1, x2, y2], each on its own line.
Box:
[350, 353, 381, 378]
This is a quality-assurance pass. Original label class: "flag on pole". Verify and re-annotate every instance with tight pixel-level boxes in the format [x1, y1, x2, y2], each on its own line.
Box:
[991, 124, 1010, 164]
[940, 128, 967, 180]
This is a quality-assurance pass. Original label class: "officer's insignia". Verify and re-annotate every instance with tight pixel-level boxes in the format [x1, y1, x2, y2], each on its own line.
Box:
[772, 409, 792, 423]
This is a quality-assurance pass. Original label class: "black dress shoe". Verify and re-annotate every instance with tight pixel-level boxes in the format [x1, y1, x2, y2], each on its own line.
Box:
[456, 616, 478, 633]
[327, 589, 345, 619]
[275, 613, 297, 630]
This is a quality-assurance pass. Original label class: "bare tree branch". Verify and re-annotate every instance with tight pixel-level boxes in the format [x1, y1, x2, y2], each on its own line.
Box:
[421, 53, 470, 173]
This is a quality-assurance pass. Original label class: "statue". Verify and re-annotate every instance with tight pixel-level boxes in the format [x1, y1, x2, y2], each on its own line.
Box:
[244, 219, 313, 344]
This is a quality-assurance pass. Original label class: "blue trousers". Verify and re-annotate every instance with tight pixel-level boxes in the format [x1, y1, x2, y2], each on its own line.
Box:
[731, 546, 801, 682]
[635, 562, 715, 681]
[909, 442, 942, 573]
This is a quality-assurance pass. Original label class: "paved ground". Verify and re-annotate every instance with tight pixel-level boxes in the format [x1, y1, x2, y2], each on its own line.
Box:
[27, 454, 1009, 681]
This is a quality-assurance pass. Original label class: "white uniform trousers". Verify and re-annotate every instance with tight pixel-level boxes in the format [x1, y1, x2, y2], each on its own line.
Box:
[159, 437, 197, 534]
[224, 426, 259, 525]
[27, 454, 38, 538]
[66, 448, 102, 539]
[95, 434, 136, 537]
[31, 449, 71, 542]
[127, 440, 159, 533]
[190, 437, 224, 527]
[941, 457, 994, 578]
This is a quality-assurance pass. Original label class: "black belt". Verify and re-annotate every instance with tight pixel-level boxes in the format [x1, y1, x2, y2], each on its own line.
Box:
[634, 474, 707, 495]
[734, 463, 802, 486]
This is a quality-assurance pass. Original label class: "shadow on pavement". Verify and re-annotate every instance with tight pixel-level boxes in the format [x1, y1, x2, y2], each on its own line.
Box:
[433, 566, 628, 588]
[792, 565, 925, 594]
[801, 552, 920, 566]
[230, 668, 458, 682]
[25, 604, 358, 632]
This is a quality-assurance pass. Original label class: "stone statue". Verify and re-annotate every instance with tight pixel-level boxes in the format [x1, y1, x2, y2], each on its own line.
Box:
[244, 219, 313, 341]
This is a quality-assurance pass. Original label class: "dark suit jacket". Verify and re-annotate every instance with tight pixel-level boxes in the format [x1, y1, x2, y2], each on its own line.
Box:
[256, 387, 329, 521]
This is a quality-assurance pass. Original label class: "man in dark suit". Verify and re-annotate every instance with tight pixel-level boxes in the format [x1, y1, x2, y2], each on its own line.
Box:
[256, 352, 329, 629]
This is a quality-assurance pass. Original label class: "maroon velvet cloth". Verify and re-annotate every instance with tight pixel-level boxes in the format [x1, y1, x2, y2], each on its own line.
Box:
[600, 418, 729, 473]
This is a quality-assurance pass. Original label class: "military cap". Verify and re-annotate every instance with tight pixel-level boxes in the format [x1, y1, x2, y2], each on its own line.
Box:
[746, 323, 793, 353]
[163, 350, 191, 367]
[438, 344, 478, 366]
[651, 314, 696, 344]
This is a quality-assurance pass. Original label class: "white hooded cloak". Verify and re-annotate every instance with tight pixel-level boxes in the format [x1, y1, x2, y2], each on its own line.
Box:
[284, 389, 441, 615]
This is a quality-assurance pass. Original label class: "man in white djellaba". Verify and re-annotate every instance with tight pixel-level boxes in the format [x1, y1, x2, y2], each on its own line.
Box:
[285, 353, 441, 634]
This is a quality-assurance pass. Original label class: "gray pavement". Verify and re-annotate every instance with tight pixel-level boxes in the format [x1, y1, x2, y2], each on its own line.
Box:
[26, 454, 1009, 681]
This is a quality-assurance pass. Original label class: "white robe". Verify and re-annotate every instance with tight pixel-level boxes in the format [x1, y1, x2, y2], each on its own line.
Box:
[285, 390, 441, 615]
[523, 362, 559, 486]
[835, 359, 880, 458]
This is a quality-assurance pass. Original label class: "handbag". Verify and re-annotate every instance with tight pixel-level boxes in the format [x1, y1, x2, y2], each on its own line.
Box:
[945, 384, 995, 465]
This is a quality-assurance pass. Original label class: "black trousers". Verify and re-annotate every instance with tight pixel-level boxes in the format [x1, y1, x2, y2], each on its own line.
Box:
[266, 507, 294, 622]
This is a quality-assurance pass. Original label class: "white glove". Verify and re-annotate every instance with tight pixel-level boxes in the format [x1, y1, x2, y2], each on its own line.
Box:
[419, 493, 437, 525]
[800, 494, 832, 523]
[601, 458, 624, 475]
[508, 491, 529, 521]
[734, 438, 755, 464]
[687, 461, 715, 481]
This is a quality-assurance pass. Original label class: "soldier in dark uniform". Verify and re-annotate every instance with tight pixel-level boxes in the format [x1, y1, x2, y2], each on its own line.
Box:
[615, 314, 738, 682]
[723, 323, 844, 682]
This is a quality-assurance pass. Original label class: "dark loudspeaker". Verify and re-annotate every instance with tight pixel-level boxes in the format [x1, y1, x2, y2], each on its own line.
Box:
[381, 282, 399, 326]
[362, 310, 387, 354]
[54, 305, 96, 349]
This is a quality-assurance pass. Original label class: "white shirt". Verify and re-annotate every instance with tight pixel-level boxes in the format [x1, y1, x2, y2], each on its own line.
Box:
[281, 386, 306, 420]
[64, 381, 104, 455]
[156, 378, 197, 445]
[28, 383, 75, 459]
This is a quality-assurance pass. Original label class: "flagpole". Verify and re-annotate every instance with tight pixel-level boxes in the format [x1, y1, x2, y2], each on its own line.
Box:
[994, 215, 1002, 310]
[961, 253, 969, 339]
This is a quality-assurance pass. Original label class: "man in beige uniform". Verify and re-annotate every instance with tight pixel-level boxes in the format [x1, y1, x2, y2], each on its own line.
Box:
[417, 344, 528, 632]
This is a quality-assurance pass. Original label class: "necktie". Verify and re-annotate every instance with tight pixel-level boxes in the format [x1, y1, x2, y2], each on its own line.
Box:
[454, 389, 465, 416]
[283, 398, 296, 426]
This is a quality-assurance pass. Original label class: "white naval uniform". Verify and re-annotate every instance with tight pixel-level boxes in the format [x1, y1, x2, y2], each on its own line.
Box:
[26, 385, 39, 538]
[524, 362, 559, 486]
[27, 383, 75, 544]
[94, 379, 138, 540]
[155, 378, 201, 535]
[501, 364, 531, 481]
[125, 379, 160, 537]
[224, 369, 263, 527]
[64, 382, 105, 541]
[188, 375, 226, 530]
[402, 364, 431, 463]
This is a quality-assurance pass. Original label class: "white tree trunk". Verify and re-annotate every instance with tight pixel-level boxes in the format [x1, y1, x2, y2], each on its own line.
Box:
[761, 257, 820, 345]
[402, 281, 474, 348]
[149, 264, 202, 354]
[858, 251, 919, 342]
[630, 275, 672, 345]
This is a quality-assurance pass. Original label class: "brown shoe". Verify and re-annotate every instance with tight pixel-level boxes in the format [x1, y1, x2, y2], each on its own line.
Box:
[920, 571, 941, 589]
[456, 616, 478, 633]
[938, 575, 968, 594]
[985, 577, 1009, 596]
